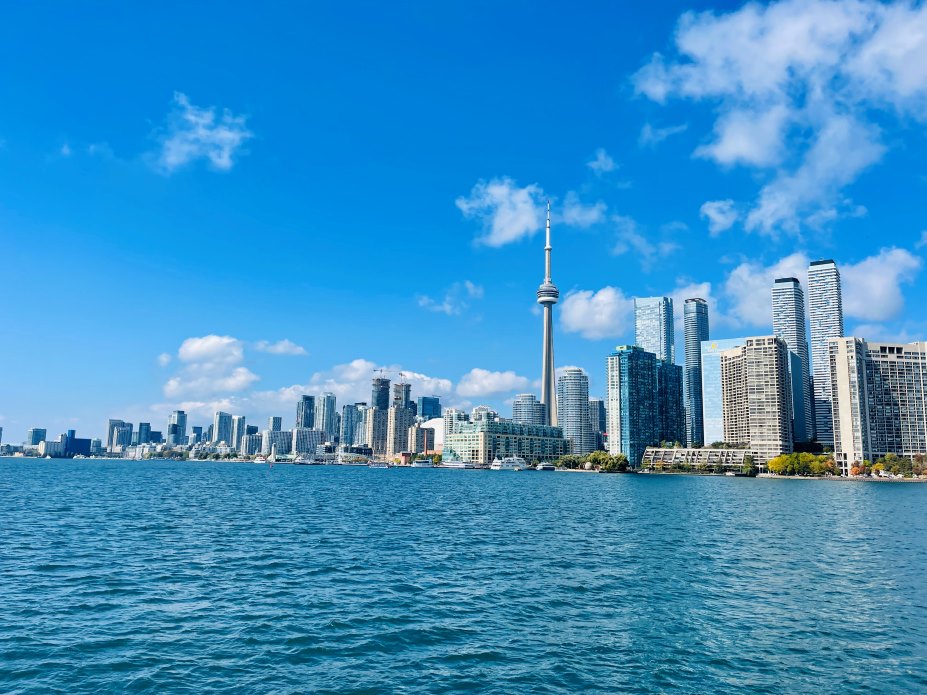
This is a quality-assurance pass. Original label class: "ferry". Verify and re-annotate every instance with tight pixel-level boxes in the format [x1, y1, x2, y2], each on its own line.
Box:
[294, 455, 311, 465]
[411, 459, 434, 468]
[368, 461, 389, 469]
[441, 460, 475, 469]
[536, 461, 556, 471]
[490, 455, 527, 471]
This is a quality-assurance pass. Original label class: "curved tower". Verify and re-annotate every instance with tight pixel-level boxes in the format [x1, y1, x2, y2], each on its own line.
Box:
[537, 201, 559, 426]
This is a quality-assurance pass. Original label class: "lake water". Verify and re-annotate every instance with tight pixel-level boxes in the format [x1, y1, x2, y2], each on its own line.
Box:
[1, 459, 926, 693]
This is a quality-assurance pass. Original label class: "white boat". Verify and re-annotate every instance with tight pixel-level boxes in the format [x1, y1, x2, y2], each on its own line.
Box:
[368, 461, 389, 469]
[536, 461, 556, 471]
[490, 455, 526, 471]
[254, 456, 267, 464]
[294, 455, 311, 464]
[411, 459, 434, 468]
[440, 460, 475, 469]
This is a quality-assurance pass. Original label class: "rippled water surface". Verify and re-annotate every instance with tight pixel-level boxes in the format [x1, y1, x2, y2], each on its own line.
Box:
[2, 459, 927, 693]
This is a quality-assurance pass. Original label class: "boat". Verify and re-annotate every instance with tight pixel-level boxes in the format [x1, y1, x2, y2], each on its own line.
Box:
[724, 471, 736, 476]
[440, 460, 475, 469]
[254, 455, 267, 464]
[411, 459, 434, 468]
[294, 455, 311, 464]
[368, 461, 389, 469]
[536, 461, 556, 471]
[490, 455, 527, 471]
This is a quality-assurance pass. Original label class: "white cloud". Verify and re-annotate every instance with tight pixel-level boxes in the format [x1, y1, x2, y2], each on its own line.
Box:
[700, 199, 739, 236]
[456, 177, 545, 247]
[842, 248, 922, 321]
[611, 215, 679, 269]
[456, 368, 529, 398]
[254, 339, 308, 356]
[560, 286, 634, 340]
[418, 280, 484, 316]
[157, 352, 172, 367]
[153, 92, 252, 174]
[916, 230, 927, 249]
[561, 191, 607, 228]
[587, 148, 617, 174]
[633, 0, 927, 235]
[178, 335, 244, 365]
[164, 334, 258, 399]
[60, 143, 72, 157]
[722, 252, 810, 328]
[639, 122, 688, 147]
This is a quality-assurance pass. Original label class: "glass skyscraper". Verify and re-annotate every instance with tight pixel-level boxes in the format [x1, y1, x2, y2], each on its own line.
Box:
[213, 411, 232, 444]
[656, 359, 686, 446]
[512, 393, 546, 425]
[700, 338, 745, 445]
[808, 260, 844, 446]
[371, 377, 391, 411]
[556, 367, 594, 455]
[606, 345, 658, 468]
[683, 298, 709, 446]
[417, 396, 442, 420]
[314, 392, 339, 443]
[772, 277, 814, 443]
[295, 395, 315, 429]
[634, 296, 675, 363]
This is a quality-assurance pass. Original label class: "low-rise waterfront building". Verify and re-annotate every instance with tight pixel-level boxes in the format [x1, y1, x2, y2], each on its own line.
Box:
[444, 419, 570, 466]
[641, 447, 760, 472]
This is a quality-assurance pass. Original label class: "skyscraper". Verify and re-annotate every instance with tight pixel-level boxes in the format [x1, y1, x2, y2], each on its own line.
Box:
[314, 392, 338, 442]
[700, 338, 746, 445]
[213, 411, 232, 444]
[393, 381, 412, 410]
[512, 393, 546, 425]
[231, 415, 247, 451]
[416, 396, 442, 420]
[683, 298, 709, 446]
[537, 201, 559, 426]
[808, 259, 844, 446]
[556, 368, 594, 455]
[588, 397, 606, 451]
[371, 377, 391, 411]
[772, 277, 814, 443]
[656, 359, 686, 446]
[340, 403, 364, 447]
[268, 416, 283, 432]
[387, 406, 415, 456]
[606, 345, 658, 468]
[635, 296, 675, 363]
[106, 419, 125, 449]
[295, 395, 315, 429]
[25, 427, 47, 446]
[168, 411, 187, 447]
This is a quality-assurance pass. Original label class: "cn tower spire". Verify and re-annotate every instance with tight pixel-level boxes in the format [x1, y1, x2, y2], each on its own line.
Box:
[537, 199, 559, 427]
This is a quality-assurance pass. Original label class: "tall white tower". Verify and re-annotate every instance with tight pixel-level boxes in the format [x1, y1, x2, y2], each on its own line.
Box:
[537, 201, 559, 426]
[808, 259, 844, 446]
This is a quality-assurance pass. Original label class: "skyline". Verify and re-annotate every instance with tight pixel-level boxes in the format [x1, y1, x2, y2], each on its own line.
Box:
[4, 0, 927, 441]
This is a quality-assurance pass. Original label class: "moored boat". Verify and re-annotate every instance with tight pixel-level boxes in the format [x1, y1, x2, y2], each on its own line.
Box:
[490, 455, 526, 471]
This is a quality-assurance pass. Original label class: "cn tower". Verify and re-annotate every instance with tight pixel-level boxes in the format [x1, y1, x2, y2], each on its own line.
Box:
[537, 201, 559, 426]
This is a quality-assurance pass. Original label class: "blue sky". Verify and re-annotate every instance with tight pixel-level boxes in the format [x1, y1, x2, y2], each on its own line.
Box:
[3, 0, 927, 442]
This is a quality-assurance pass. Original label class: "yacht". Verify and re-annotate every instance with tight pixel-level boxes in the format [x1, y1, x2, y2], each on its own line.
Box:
[368, 461, 389, 469]
[490, 455, 526, 471]
[254, 455, 267, 464]
[536, 461, 556, 471]
[441, 459, 475, 469]
[411, 459, 434, 468]
[294, 455, 311, 465]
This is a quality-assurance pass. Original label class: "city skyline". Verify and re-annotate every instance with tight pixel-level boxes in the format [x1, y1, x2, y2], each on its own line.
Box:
[4, 1, 927, 442]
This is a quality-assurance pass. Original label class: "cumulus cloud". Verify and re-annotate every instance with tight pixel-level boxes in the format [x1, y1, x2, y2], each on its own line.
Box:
[254, 339, 308, 356]
[842, 248, 922, 321]
[916, 230, 927, 249]
[639, 122, 688, 147]
[633, 0, 927, 234]
[700, 199, 739, 236]
[560, 286, 634, 340]
[157, 352, 172, 367]
[152, 92, 252, 174]
[587, 148, 617, 174]
[457, 368, 530, 398]
[561, 191, 607, 228]
[611, 215, 679, 269]
[456, 177, 545, 246]
[722, 252, 810, 328]
[164, 334, 258, 399]
[418, 279, 484, 316]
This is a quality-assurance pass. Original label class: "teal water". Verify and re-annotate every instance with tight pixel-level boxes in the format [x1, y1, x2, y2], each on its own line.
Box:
[1, 459, 926, 693]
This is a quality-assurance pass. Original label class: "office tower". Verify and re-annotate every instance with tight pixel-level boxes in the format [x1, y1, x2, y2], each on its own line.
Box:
[443, 408, 469, 443]
[231, 416, 247, 451]
[340, 404, 364, 447]
[588, 397, 606, 451]
[656, 359, 686, 445]
[700, 338, 746, 445]
[205, 424, 214, 442]
[371, 377, 391, 410]
[137, 422, 151, 445]
[25, 428, 47, 446]
[105, 419, 125, 449]
[314, 392, 338, 442]
[111, 423, 133, 450]
[393, 381, 412, 410]
[772, 277, 814, 443]
[148, 431, 162, 444]
[720, 336, 794, 462]
[168, 411, 187, 446]
[512, 394, 546, 425]
[684, 298, 709, 446]
[191, 425, 203, 443]
[557, 367, 594, 455]
[387, 406, 415, 456]
[829, 339, 927, 474]
[606, 345, 658, 468]
[408, 424, 436, 454]
[292, 428, 326, 455]
[417, 396, 442, 420]
[635, 296, 675, 363]
[245, 425, 258, 436]
[268, 416, 283, 432]
[365, 408, 389, 456]
[808, 259, 844, 445]
[295, 395, 315, 429]
[537, 201, 560, 426]
[240, 433, 263, 456]
[213, 411, 232, 444]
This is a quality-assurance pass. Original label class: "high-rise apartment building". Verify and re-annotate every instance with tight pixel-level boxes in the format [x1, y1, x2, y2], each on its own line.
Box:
[111, 423, 133, 450]
[240, 433, 263, 456]
[26, 427, 47, 446]
[295, 395, 315, 429]
[371, 377, 391, 411]
[167, 411, 187, 446]
[408, 424, 436, 454]
[340, 403, 364, 447]
[683, 298, 709, 446]
[314, 392, 338, 442]
[720, 336, 794, 463]
[416, 396, 442, 420]
[365, 408, 389, 457]
[512, 393, 546, 425]
[268, 416, 283, 432]
[656, 359, 686, 446]
[829, 339, 927, 474]
[606, 345, 659, 468]
[808, 259, 844, 446]
[387, 406, 415, 456]
[393, 382, 412, 410]
[443, 408, 469, 445]
[556, 368, 594, 455]
[772, 277, 814, 443]
[213, 411, 232, 444]
[262, 429, 292, 456]
[635, 296, 675, 363]
[588, 397, 606, 451]
[231, 415, 247, 451]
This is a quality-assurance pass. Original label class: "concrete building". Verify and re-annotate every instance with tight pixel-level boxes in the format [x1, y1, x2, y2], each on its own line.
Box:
[720, 336, 794, 463]
[443, 408, 469, 444]
[393, 382, 412, 410]
[635, 296, 675, 363]
[231, 415, 247, 452]
[387, 406, 415, 457]
[772, 277, 814, 442]
[340, 403, 364, 447]
[213, 411, 232, 444]
[408, 424, 436, 454]
[684, 298, 709, 446]
[295, 395, 315, 429]
[105, 419, 125, 449]
[700, 338, 746, 446]
[262, 429, 292, 456]
[444, 419, 570, 466]
[606, 345, 658, 468]
[240, 433, 263, 456]
[537, 201, 560, 426]
[808, 259, 844, 446]
[556, 368, 594, 455]
[512, 393, 546, 426]
[365, 407, 389, 457]
[829, 339, 927, 474]
[292, 428, 326, 455]
[314, 392, 338, 442]
[641, 447, 760, 472]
